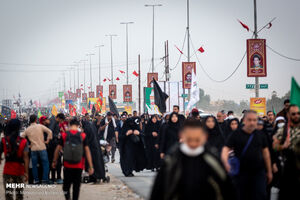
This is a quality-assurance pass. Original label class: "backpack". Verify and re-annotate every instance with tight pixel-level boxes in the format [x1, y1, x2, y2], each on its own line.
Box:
[228, 133, 254, 176]
[63, 131, 84, 164]
[2, 136, 24, 163]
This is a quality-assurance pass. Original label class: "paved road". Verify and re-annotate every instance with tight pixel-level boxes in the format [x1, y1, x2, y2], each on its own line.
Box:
[108, 161, 156, 199]
[107, 154, 279, 200]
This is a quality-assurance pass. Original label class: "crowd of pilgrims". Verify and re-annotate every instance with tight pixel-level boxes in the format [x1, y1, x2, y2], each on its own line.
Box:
[0, 100, 299, 200]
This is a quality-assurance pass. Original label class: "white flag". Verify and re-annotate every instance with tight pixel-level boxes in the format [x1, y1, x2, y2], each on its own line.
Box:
[186, 69, 199, 112]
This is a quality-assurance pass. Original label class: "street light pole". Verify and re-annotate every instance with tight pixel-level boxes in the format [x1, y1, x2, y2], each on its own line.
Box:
[73, 61, 80, 90]
[106, 34, 117, 85]
[73, 67, 76, 93]
[253, 0, 259, 98]
[120, 22, 134, 85]
[80, 59, 88, 93]
[145, 4, 162, 72]
[86, 53, 95, 92]
[95, 45, 104, 86]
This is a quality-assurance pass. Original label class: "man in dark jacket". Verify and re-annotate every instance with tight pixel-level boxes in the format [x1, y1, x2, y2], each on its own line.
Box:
[99, 112, 117, 163]
[151, 119, 235, 200]
[276, 99, 290, 121]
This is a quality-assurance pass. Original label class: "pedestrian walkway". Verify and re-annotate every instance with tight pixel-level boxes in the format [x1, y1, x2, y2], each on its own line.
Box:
[108, 162, 156, 199]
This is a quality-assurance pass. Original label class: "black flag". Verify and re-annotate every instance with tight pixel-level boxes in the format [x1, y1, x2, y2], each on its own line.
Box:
[152, 78, 169, 113]
[108, 96, 119, 117]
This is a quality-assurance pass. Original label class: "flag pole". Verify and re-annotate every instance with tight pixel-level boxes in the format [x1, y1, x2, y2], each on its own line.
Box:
[138, 54, 141, 115]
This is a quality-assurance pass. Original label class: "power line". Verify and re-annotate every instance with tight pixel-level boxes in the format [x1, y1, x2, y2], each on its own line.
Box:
[0, 59, 158, 73]
[190, 35, 246, 83]
[170, 29, 187, 71]
[267, 45, 300, 61]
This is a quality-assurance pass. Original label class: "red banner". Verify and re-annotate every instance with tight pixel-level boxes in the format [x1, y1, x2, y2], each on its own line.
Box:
[247, 39, 267, 77]
[82, 93, 87, 103]
[109, 84, 117, 99]
[69, 92, 77, 101]
[89, 91, 95, 98]
[96, 85, 103, 98]
[76, 89, 81, 98]
[147, 73, 158, 87]
[182, 62, 196, 89]
[64, 92, 69, 100]
[123, 85, 132, 102]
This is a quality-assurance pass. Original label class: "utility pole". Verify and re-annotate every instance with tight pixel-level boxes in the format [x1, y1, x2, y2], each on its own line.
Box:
[164, 40, 170, 82]
[95, 45, 104, 86]
[73, 61, 80, 90]
[69, 68, 72, 91]
[120, 22, 134, 85]
[187, 0, 190, 63]
[63, 72, 66, 92]
[138, 54, 141, 115]
[145, 4, 162, 72]
[183, 0, 191, 114]
[106, 34, 117, 84]
[80, 59, 88, 93]
[86, 53, 95, 92]
[253, 0, 259, 98]
[73, 67, 76, 93]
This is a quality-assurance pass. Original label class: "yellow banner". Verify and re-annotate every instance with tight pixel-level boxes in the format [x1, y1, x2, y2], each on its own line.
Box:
[124, 106, 132, 114]
[87, 97, 106, 114]
[250, 97, 266, 117]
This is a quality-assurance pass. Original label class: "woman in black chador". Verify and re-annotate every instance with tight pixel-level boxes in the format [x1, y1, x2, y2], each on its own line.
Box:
[145, 115, 161, 171]
[203, 116, 225, 157]
[81, 120, 106, 183]
[119, 117, 146, 177]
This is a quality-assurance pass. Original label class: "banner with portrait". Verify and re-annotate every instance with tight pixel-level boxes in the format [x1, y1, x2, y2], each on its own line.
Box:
[76, 89, 81, 98]
[147, 73, 158, 87]
[250, 97, 266, 117]
[247, 39, 267, 77]
[182, 62, 196, 89]
[109, 84, 117, 99]
[69, 92, 77, 101]
[123, 85, 132, 102]
[88, 91, 95, 98]
[82, 93, 87, 103]
[96, 85, 103, 98]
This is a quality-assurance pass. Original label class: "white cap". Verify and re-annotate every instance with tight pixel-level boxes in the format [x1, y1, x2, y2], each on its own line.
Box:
[275, 116, 285, 122]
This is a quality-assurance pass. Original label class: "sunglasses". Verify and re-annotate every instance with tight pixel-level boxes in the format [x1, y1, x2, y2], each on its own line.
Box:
[291, 112, 300, 116]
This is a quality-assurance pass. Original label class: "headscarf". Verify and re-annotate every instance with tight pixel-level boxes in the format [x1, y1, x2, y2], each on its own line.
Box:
[203, 116, 222, 135]
[227, 118, 240, 132]
[168, 112, 180, 129]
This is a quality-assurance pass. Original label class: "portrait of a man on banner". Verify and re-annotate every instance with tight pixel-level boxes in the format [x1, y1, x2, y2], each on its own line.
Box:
[182, 62, 196, 89]
[109, 84, 117, 99]
[247, 39, 267, 77]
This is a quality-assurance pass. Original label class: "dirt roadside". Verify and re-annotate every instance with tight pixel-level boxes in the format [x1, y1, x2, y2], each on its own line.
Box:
[0, 162, 143, 200]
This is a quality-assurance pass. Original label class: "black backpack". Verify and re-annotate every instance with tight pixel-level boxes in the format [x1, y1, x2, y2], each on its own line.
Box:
[63, 131, 84, 164]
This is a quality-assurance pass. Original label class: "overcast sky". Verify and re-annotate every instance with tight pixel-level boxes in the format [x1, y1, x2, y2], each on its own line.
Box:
[0, 0, 299, 104]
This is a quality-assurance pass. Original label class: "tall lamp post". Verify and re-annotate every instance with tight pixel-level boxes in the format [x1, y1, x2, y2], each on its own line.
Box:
[95, 45, 104, 86]
[145, 4, 162, 72]
[80, 59, 88, 93]
[120, 22, 134, 85]
[86, 53, 95, 92]
[106, 34, 117, 84]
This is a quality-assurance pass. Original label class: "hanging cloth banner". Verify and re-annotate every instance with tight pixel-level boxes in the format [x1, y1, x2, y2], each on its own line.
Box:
[123, 85, 132, 102]
[182, 62, 196, 89]
[247, 39, 267, 77]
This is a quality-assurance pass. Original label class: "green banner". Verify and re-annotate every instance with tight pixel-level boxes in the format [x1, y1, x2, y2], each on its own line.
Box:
[144, 87, 153, 112]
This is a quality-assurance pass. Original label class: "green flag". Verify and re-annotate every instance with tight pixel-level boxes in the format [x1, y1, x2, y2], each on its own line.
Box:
[290, 77, 300, 108]
[37, 110, 42, 119]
